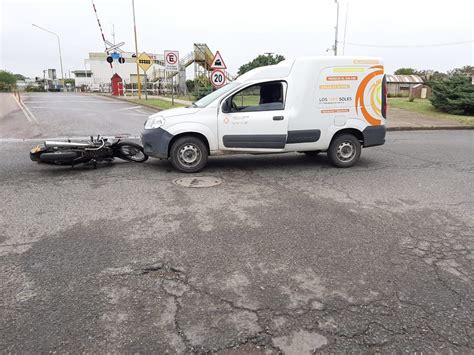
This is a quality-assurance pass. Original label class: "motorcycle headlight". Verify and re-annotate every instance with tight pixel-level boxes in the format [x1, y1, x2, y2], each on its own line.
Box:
[144, 116, 165, 130]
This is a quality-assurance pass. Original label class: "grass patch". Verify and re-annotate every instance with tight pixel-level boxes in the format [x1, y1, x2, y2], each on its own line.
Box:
[234, 95, 260, 107]
[130, 98, 184, 110]
[159, 94, 196, 102]
[388, 98, 474, 126]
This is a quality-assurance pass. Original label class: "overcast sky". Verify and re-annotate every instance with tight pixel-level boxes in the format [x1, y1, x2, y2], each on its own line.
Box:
[1, 0, 473, 78]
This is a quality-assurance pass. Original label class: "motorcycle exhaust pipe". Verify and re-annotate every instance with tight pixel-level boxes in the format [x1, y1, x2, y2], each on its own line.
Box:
[44, 141, 91, 148]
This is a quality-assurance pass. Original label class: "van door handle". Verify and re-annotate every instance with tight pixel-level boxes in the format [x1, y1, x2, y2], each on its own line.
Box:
[273, 116, 284, 121]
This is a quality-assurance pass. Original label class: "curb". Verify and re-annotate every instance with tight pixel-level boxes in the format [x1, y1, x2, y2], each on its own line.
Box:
[97, 94, 162, 111]
[387, 125, 474, 132]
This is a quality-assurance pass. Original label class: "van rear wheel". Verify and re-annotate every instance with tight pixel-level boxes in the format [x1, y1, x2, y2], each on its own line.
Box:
[170, 136, 208, 173]
[328, 134, 361, 168]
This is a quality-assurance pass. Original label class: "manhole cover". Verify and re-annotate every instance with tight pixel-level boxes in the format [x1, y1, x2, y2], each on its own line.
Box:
[173, 176, 223, 188]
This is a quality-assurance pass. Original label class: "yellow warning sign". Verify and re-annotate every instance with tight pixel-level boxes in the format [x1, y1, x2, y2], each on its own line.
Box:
[137, 52, 153, 72]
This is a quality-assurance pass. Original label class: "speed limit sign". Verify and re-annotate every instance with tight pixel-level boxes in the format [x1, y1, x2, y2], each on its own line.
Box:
[210, 69, 226, 88]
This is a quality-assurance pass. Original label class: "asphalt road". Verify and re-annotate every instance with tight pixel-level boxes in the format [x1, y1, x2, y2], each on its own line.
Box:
[0, 92, 156, 139]
[0, 93, 473, 353]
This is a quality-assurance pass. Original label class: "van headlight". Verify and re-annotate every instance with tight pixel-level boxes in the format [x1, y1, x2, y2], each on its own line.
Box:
[144, 116, 165, 130]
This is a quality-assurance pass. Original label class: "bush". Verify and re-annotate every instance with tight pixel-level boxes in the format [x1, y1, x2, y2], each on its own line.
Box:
[429, 76, 474, 115]
[191, 74, 212, 99]
[26, 85, 45, 92]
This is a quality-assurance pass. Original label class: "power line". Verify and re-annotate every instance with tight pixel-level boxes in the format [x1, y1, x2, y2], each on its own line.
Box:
[342, 40, 474, 48]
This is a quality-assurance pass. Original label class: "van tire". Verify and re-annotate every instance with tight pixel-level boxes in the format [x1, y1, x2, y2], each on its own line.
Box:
[170, 136, 208, 173]
[328, 134, 361, 168]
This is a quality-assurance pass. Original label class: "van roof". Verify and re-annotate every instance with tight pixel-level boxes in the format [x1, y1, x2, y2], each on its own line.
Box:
[236, 56, 383, 83]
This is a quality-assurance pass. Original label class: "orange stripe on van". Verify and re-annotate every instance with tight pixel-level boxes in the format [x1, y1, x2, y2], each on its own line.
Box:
[355, 66, 384, 125]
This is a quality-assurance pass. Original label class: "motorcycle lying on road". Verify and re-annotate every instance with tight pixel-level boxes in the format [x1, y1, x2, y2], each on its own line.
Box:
[30, 135, 148, 168]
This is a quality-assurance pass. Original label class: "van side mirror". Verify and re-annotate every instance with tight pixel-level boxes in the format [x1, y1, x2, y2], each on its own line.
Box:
[222, 98, 232, 113]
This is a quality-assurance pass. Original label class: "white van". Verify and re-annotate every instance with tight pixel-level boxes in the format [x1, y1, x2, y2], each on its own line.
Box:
[142, 56, 387, 173]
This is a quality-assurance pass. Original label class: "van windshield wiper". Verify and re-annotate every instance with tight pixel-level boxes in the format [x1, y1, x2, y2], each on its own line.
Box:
[190, 102, 199, 108]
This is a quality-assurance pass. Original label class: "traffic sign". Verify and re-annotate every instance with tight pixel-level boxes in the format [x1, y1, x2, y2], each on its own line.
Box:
[105, 41, 125, 53]
[164, 50, 179, 72]
[210, 51, 226, 70]
[210, 69, 226, 88]
[137, 52, 153, 72]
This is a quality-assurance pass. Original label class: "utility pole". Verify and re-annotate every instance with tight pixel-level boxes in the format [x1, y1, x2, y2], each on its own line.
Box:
[334, 0, 340, 56]
[32, 24, 65, 91]
[342, 2, 349, 55]
[132, 0, 141, 99]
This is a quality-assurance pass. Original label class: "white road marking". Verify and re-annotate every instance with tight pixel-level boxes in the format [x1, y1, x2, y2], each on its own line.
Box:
[12, 94, 40, 125]
[110, 106, 143, 112]
[136, 109, 154, 115]
[24, 100, 129, 104]
[20, 106, 107, 112]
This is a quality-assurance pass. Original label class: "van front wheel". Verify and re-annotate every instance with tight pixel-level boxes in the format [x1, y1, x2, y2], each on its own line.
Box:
[170, 136, 208, 173]
[328, 134, 361, 168]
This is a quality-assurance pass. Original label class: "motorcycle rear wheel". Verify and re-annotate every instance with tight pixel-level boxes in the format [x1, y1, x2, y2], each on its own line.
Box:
[115, 142, 148, 162]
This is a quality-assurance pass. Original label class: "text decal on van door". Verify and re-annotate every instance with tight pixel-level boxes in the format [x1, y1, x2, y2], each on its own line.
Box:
[355, 65, 384, 126]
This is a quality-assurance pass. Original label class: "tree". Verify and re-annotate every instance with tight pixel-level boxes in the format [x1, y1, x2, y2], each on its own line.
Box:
[429, 75, 474, 115]
[0, 70, 17, 91]
[394, 67, 416, 75]
[13, 73, 26, 81]
[413, 69, 447, 84]
[238, 54, 286, 76]
[447, 65, 473, 77]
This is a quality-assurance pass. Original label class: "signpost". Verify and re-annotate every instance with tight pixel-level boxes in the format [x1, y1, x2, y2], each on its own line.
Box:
[210, 69, 226, 89]
[164, 50, 179, 72]
[210, 51, 227, 70]
[137, 52, 153, 100]
[137, 52, 153, 72]
[210, 51, 227, 89]
[164, 50, 179, 105]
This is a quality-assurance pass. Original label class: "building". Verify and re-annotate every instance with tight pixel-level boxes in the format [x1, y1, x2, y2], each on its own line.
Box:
[386, 75, 424, 97]
[71, 70, 93, 89]
[73, 44, 226, 94]
[410, 84, 432, 99]
[78, 51, 182, 94]
[87, 51, 165, 86]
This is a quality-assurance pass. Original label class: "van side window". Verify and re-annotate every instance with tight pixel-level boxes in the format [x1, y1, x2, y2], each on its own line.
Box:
[231, 82, 285, 112]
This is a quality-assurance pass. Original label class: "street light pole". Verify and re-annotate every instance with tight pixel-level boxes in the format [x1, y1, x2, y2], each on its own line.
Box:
[32, 24, 65, 91]
[132, 0, 141, 99]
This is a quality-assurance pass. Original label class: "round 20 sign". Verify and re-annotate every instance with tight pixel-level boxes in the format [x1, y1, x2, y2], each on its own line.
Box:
[210, 69, 226, 89]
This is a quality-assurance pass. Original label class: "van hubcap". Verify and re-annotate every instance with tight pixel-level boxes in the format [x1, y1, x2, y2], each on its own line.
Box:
[337, 141, 355, 162]
[178, 144, 201, 167]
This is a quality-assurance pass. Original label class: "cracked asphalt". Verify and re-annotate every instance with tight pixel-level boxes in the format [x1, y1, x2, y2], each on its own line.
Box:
[0, 93, 473, 353]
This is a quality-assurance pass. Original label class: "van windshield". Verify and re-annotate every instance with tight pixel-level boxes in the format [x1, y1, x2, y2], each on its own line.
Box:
[193, 82, 240, 108]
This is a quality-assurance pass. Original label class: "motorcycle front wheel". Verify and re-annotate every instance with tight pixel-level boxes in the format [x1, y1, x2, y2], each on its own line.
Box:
[114, 142, 148, 162]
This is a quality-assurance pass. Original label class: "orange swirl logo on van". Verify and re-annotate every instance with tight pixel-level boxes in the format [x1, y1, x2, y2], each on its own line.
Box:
[355, 65, 384, 126]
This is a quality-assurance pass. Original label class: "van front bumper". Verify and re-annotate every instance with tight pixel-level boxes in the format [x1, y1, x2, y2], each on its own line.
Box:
[141, 128, 173, 159]
[362, 125, 386, 147]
